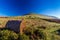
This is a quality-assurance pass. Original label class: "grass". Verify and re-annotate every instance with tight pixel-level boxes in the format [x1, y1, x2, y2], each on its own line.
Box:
[0, 14, 60, 40]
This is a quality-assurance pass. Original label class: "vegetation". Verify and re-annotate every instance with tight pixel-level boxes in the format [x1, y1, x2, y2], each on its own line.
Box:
[0, 14, 60, 40]
[0, 30, 18, 40]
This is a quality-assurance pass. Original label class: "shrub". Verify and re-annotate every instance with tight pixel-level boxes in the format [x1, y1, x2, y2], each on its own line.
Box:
[18, 34, 30, 40]
[0, 30, 18, 40]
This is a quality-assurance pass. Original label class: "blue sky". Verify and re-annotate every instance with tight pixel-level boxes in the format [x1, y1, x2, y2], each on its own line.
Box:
[0, 0, 60, 18]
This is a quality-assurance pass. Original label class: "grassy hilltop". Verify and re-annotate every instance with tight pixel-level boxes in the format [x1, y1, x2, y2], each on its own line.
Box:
[0, 13, 60, 40]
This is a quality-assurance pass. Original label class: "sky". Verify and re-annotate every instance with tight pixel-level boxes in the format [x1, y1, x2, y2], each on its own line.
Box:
[0, 0, 60, 18]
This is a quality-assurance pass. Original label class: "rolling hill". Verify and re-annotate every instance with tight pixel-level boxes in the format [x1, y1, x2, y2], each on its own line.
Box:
[0, 13, 60, 40]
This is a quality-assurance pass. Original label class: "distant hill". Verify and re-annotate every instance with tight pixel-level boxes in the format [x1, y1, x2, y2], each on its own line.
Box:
[0, 13, 58, 19]
[23, 13, 58, 19]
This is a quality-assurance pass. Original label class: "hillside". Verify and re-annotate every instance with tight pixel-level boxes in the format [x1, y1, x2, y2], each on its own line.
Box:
[0, 14, 60, 40]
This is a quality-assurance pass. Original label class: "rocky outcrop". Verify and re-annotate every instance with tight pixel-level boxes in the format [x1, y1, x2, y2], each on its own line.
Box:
[4, 19, 25, 34]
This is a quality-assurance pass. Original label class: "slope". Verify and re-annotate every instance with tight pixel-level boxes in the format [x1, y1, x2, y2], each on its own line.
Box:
[0, 13, 60, 40]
